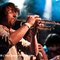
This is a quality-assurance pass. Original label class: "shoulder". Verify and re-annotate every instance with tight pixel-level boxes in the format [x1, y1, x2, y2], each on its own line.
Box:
[0, 25, 9, 36]
[50, 55, 60, 60]
[0, 25, 4, 32]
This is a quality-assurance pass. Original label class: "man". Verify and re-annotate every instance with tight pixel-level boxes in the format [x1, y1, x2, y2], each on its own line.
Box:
[45, 33, 60, 60]
[0, 2, 47, 60]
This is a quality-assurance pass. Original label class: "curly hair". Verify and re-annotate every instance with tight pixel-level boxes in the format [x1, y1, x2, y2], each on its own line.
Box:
[0, 2, 20, 23]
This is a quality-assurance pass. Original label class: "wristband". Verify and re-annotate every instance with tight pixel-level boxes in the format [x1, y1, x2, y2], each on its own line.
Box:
[24, 23, 31, 28]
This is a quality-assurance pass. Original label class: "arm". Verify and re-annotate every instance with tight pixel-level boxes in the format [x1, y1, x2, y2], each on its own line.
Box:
[9, 15, 40, 45]
[9, 25, 30, 45]
[24, 27, 39, 56]
[24, 18, 45, 56]
[25, 27, 48, 59]
[38, 44, 48, 60]
[27, 30, 48, 60]
[31, 34, 39, 56]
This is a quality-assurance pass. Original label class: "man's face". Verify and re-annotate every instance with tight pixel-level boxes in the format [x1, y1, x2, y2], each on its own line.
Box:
[5, 7, 18, 26]
[48, 45, 60, 58]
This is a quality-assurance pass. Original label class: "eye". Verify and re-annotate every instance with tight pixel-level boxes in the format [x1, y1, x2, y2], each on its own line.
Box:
[8, 10, 13, 14]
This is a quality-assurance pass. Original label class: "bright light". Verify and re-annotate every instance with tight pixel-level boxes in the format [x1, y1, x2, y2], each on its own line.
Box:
[9, 0, 25, 9]
[56, 0, 59, 1]
[43, 0, 52, 20]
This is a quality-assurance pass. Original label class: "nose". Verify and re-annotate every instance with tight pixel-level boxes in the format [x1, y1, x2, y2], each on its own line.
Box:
[13, 15, 16, 18]
[13, 12, 17, 18]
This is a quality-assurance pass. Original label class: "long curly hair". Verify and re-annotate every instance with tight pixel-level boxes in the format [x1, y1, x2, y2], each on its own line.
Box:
[0, 2, 20, 24]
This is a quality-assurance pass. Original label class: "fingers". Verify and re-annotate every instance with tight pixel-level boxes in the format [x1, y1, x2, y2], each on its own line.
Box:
[36, 20, 45, 28]
[27, 15, 39, 18]
[26, 15, 40, 26]
[38, 44, 44, 52]
[27, 15, 45, 28]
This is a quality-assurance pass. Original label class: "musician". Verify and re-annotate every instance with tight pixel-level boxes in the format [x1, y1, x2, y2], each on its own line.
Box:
[0, 2, 47, 60]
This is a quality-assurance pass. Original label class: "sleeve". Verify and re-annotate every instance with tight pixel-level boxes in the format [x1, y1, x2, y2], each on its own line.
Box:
[0, 36, 10, 54]
[0, 25, 12, 55]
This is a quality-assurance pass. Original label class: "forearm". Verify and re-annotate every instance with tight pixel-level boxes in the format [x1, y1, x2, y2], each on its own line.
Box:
[31, 35, 39, 56]
[9, 24, 29, 45]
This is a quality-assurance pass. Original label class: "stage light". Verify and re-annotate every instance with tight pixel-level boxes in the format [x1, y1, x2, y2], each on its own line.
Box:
[9, 0, 25, 10]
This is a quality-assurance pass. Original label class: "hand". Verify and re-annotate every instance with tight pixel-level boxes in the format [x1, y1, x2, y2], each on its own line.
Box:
[35, 19, 45, 28]
[26, 15, 40, 27]
[38, 44, 44, 52]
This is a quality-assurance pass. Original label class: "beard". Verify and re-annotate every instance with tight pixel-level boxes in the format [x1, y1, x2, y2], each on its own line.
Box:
[8, 18, 16, 28]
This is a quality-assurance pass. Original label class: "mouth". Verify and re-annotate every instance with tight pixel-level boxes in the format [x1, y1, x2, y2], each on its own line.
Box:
[12, 18, 16, 21]
[10, 18, 16, 24]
